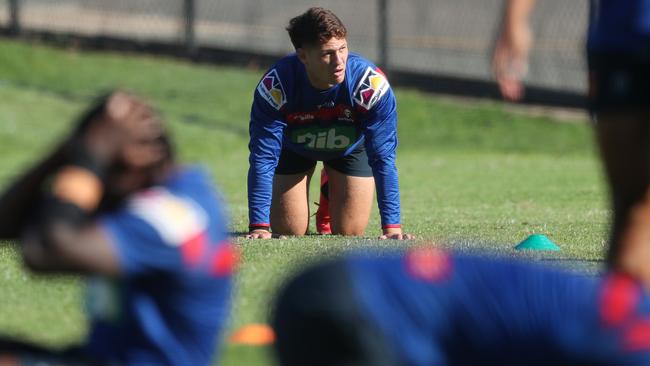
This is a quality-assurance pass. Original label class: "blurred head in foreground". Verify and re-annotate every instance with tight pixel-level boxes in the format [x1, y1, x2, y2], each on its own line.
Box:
[74, 91, 174, 208]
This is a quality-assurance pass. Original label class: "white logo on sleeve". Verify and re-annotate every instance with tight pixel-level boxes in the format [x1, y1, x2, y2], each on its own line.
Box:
[352, 66, 390, 111]
[128, 187, 208, 246]
[257, 69, 287, 110]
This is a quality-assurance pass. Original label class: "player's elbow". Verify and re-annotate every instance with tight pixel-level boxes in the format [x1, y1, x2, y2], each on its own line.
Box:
[20, 225, 72, 272]
[21, 231, 50, 272]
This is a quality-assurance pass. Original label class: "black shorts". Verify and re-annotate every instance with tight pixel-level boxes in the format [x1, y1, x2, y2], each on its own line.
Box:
[588, 51, 650, 112]
[271, 260, 397, 366]
[275, 144, 373, 177]
[0, 339, 98, 366]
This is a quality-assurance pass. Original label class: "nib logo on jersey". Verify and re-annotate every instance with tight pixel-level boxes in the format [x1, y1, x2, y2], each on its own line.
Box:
[257, 69, 287, 111]
[353, 67, 390, 111]
[292, 126, 356, 151]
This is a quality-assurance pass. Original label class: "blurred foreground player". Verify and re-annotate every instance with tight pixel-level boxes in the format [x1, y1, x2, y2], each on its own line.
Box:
[273, 248, 650, 366]
[0, 91, 236, 365]
[493, 0, 650, 286]
[247, 7, 411, 239]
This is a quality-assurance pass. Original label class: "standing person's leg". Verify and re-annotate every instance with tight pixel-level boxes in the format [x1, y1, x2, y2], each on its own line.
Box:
[596, 110, 650, 282]
[591, 52, 650, 284]
[325, 145, 375, 236]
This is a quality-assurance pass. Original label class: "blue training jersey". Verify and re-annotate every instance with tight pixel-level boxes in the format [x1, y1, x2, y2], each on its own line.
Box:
[85, 166, 236, 366]
[346, 248, 650, 366]
[588, 0, 650, 52]
[248, 53, 401, 229]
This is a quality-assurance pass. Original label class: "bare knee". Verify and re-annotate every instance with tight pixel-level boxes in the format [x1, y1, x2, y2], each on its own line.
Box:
[332, 229, 365, 236]
[331, 223, 365, 236]
[270, 202, 310, 236]
[271, 221, 309, 236]
[326, 168, 374, 237]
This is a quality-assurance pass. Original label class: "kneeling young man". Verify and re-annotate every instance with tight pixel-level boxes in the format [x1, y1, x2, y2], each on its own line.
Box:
[247, 7, 411, 239]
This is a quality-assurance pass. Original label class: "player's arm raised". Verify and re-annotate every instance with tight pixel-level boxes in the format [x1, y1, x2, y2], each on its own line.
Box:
[5, 92, 164, 275]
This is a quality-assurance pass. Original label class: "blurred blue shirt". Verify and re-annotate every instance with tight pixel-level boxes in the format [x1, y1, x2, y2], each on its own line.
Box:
[347, 249, 650, 365]
[86, 166, 235, 366]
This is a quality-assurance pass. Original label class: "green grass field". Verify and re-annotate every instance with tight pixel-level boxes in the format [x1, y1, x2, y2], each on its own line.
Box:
[0, 39, 608, 365]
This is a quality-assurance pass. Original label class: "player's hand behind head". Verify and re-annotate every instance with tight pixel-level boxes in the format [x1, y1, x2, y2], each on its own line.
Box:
[82, 91, 167, 170]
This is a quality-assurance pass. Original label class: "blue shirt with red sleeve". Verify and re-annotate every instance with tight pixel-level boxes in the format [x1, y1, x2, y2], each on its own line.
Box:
[588, 0, 650, 52]
[248, 53, 401, 230]
[85, 166, 236, 366]
[346, 249, 650, 366]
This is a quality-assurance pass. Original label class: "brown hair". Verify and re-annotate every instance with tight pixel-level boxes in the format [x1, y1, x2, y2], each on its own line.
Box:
[286, 7, 347, 49]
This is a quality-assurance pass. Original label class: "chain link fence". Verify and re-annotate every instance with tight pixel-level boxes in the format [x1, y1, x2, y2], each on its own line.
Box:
[0, 0, 588, 97]
[0, 1, 11, 31]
